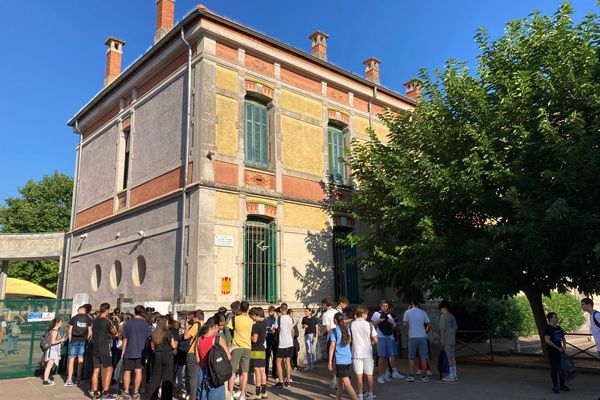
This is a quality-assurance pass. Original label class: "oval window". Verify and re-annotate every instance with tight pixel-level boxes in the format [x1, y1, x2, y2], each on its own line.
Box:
[110, 260, 122, 289]
[91, 264, 101, 292]
[132, 256, 146, 287]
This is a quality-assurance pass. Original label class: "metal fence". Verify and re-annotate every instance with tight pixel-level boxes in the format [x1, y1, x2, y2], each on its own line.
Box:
[0, 299, 72, 379]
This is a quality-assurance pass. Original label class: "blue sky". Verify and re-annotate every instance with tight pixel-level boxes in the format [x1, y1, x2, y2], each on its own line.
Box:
[0, 0, 597, 202]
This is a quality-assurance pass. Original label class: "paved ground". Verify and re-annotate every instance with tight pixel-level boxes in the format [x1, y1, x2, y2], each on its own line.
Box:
[1, 363, 599, 400]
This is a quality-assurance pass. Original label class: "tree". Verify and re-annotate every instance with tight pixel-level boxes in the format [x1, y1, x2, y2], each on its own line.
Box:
[341, 4, 600, 352]
[0, 172, 73, 292]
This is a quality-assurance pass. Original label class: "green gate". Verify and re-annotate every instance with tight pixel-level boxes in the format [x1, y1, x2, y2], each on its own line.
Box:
[244, 220, 277, 303]
[0, 299, 72, 379]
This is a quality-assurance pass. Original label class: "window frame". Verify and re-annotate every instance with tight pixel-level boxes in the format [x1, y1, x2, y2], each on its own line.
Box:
[327, 124, 347, 184]
[244, 98, 271, 169]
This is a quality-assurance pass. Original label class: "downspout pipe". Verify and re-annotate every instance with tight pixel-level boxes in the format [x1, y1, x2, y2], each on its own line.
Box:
[62, 120, 83, 298]
[177, 26, 192, 305]
[368, 86, 378, 130]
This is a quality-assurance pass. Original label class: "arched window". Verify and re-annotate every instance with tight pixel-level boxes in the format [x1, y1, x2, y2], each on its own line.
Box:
[244, 217, 277, 302]
[328, 124, 346, 183]
[244, 98, 269, 168]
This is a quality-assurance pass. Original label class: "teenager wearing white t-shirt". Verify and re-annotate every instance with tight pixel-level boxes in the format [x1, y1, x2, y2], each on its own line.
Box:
[580, 298, 600, 356]
[321, 296, 339, 390]
[351, 306, 377, 400]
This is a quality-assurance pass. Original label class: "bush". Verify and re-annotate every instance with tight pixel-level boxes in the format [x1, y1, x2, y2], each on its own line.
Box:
[512, 293, 585, 336]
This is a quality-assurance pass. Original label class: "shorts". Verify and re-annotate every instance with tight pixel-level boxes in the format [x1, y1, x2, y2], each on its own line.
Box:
[250, 348, 266, 368]
[68, 341, 86, 358]
[377, 336, 396, 358]
[353, 358, 374, 375]
[231, 348, 251, 373]
[336, 364, 351, 378]
[92, 353, 112, 369]
[408, 337, 428, 360]
[276, 346, 293, 358]
[443, 343, 455, 358]
[123, 357, 145, 371]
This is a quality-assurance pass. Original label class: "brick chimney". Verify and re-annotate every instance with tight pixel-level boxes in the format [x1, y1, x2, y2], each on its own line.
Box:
[309, 31, 329, 61]
[155, 0, 175, 44]
[104, 37, 126, 87]
[363, 57, 381, 85]
[403, 79, 422, 100]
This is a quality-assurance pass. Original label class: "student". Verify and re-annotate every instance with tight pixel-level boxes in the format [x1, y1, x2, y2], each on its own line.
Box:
[372, 300, 403, 384]
[229, 301, 253, 400]
[301, 308, 318, 370]
[264, 306, 279, 380]
[351, 306, 377, 400]
[184, 310, 205, 400]
[289, 309, 300, 370]
[438, 301, 458, 382]
[121, 305, 153, 400]
[328, 313, 357, 400]
[196, 317, 231, 400]
[274, 303, 294, 388]
[544, 312, 569, 394]
[65, 305, 93, 386]
[91, 303, 118, 399]
[43, 318, 66, 386]
[321, 297, 338, 389]
[248, 307, 267, 400]
[146, 316, 178, 400]
[402, 298, 431, 383]
[580, 298, 600, 358]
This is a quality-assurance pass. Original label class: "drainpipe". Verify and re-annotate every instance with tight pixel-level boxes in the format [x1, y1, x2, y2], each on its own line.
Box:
[177, 26, 192, 305]
[368, 86, 378, 130]
[62, 120, 83, 298]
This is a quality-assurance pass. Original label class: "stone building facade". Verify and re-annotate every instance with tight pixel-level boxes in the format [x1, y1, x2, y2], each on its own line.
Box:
[64, 1, 417, 310]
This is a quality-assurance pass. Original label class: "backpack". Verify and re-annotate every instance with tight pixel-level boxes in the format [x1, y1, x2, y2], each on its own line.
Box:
[206, 338, 232, 387]
[592, 311, 600, 329]
[72, 316, 90, 337]
[40, 331, 52, 352]
[11, 324, 21, 337]
[179, 322, 200, 353]
[560, 353, 576, 381]
[378, 314, 394, 337]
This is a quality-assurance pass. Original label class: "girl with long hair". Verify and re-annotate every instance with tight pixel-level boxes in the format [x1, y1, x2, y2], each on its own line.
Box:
[195, 317, 231, 400]
[328, 313, 357, 400]
[43, 318, 66, 386]
[146, 316, 177, 399]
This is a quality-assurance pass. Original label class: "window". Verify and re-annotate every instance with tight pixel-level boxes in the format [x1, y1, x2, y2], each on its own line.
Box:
[244, 218, 277, 302]
[244, 99, 269, 168]
[91, 264, 101, 292]
[333, 228, 359, 303]
[132, 255, 146, 287]
[110, 260, 122, 289]
[328, 125, 345, 183]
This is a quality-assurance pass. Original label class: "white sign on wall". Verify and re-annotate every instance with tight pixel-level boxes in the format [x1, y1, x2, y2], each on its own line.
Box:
[215, 235, 234, 247]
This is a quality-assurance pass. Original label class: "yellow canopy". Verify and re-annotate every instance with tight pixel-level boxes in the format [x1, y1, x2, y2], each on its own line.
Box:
[6, 277, 56, 299]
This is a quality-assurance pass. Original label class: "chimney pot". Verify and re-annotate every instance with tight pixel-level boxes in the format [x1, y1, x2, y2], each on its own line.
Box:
[309, 30, 329, 61]
[155, 0, 175, 44]
[104, 37, 126, 87]
[403, 79, 422, 100]
[363, 57, 381, 85]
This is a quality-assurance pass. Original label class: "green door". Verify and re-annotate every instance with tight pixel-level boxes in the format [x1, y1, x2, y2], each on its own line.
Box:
[244, 220, 277, 302]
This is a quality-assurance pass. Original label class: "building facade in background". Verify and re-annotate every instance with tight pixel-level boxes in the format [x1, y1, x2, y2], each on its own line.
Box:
[64, 1, 417, 310]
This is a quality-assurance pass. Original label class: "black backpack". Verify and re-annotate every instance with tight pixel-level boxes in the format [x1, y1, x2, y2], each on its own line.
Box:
[378, 314, 394, 336]
[71, 316, 90, 337]
[206, 338, 232, 387]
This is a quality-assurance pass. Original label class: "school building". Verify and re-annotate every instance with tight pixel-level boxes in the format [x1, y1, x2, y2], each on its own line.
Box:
[62, 1, 418, 311]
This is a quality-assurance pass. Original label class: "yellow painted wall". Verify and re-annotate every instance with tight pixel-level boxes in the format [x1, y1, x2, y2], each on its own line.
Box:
[216, 66, 238, 92]
[280, 89, 322, 121]
[281, 116, 323, 176]
[213, 224, 240, 298]
[353, 116, 389, 143]
[283, 202, 327, 231]
[246, 196, 277, 207]
[216, 95, 238, 157]
[214, 192, 239, 220]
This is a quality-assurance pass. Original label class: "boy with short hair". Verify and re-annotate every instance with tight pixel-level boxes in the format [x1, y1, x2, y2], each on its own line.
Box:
[274, 303, 294, 388]
[438, 301, 458, 382]
[265, 306, 278, 380]
[91, 303, 117, 400]
[351, 306, 377, 400]
[248, 307, 267, 400]
[65, 305, 92, 387]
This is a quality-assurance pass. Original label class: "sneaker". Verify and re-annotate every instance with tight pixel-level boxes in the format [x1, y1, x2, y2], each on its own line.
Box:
[284, 381, 291, 388]
[404, 376, 415, 382]
[442, 376, 457, 382]
[239, 394, 247, 400]
[64, 380, 74, 387]
[246, 395, 260, 400]
[119, 391, 132, 400]
[392, 370, 405, 380]
[261, 392, 268, 399]
[272, 383, 284, 389]
[376, 376, 386, 384]
[131, 393, 141, 400]
[43, 380, 55, 387]
[415, 369, 422, 376]
[357, 394, 364, 400]
[101, 394, 117, 400]
[366, 393, 374, 400]
[559, 385, 570, 392]
[233, 391, 242, 399]
[383, 371, 391, 382]
[421, 375, 430, 383]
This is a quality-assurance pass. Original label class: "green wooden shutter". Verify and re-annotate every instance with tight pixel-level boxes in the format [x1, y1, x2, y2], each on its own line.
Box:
[244, 100, 269, 168]
[328, 126, 345, 183]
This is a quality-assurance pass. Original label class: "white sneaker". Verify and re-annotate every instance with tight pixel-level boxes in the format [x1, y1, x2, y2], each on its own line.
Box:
[357, 394, 364, 400]
[376, 376, 386, 384]
[366, 393, 374, 400]
[421, 375, 430, 383]
[404, 376, 415, 382]
[392, 370, 405, 380]
[415, 369, 422, 376]
[239, 395, 246, 400]
[383, 371, 391, 382]
[442, 375, 457, 382]
[233, 390, 242, 399]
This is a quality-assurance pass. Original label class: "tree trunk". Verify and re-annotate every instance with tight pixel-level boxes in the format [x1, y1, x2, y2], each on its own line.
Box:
[524, 289, 548, 360]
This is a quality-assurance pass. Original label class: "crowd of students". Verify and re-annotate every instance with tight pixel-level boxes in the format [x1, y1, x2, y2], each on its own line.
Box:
[39, 296, 460, 400]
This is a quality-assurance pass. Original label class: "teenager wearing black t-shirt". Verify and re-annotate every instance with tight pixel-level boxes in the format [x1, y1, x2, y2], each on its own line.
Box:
[91, 303, 117, 399]
[544, 312, 569, 394]
[302, 308, 318, 370]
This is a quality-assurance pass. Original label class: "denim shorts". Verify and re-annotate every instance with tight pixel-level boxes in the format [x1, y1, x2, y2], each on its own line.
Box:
[68, 341, 86, 358]
[408, 337, 429, 360]
[377, 336, 396, 358]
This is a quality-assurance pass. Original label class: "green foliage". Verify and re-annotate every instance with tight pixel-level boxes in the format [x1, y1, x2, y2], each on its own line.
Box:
[515, 296, 537, 337]
[0, 172, 73, 292]
[339, 4, 600, 345]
